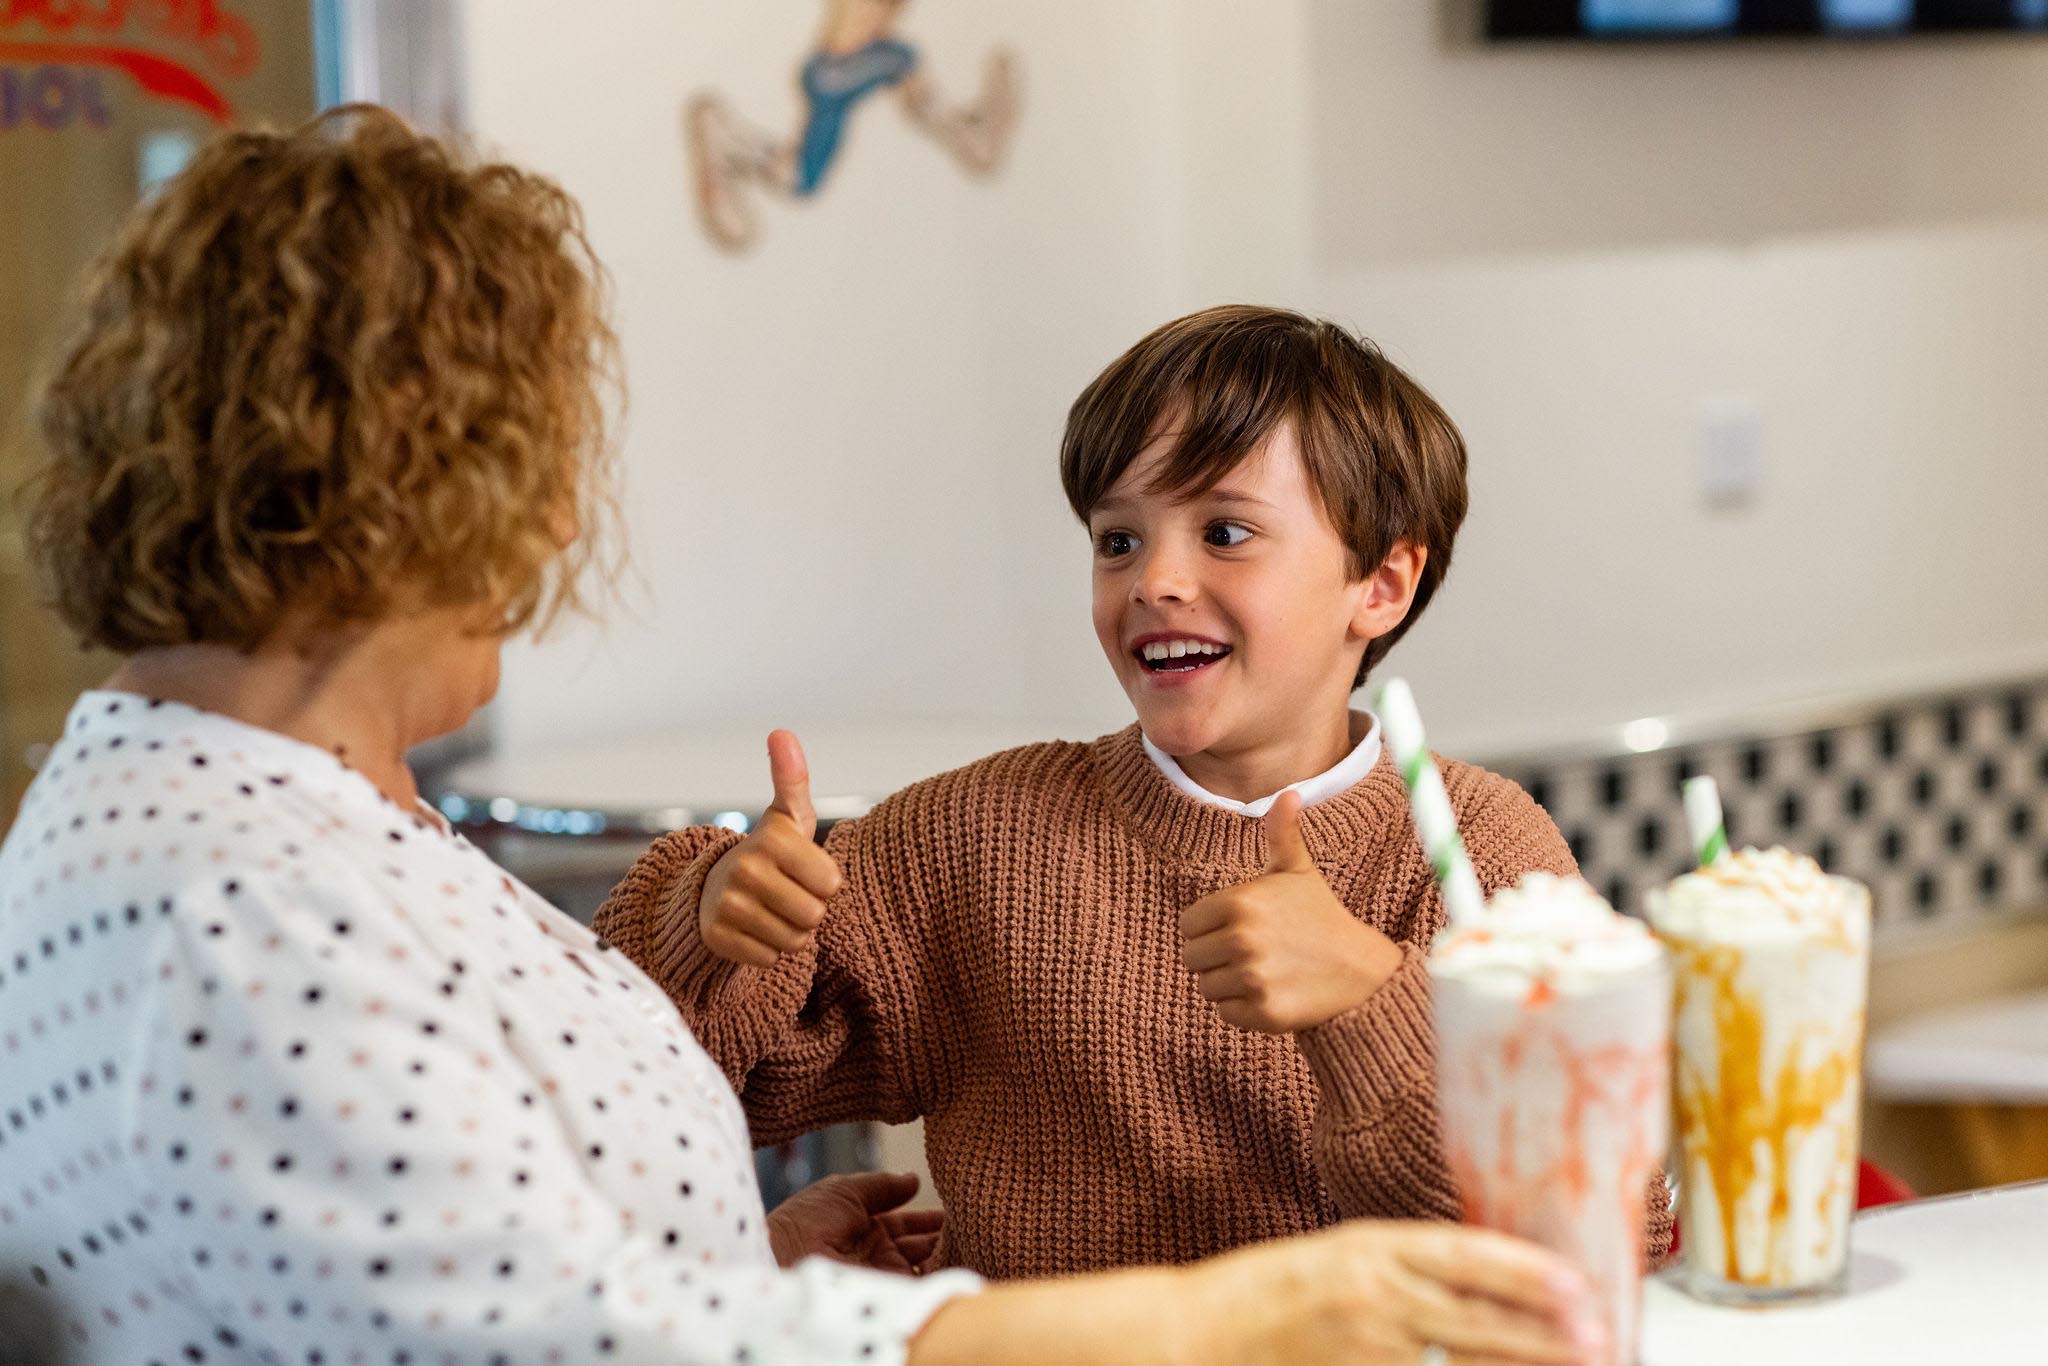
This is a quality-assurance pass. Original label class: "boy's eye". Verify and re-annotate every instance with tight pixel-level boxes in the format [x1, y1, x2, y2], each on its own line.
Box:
[1095, 530, 1137, 558]
[1205, 521, 1253, 548]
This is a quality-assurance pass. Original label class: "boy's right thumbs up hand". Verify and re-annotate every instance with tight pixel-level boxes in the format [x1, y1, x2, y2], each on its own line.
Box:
[698, 729, 846, 969]
[1178, 792, 1403, 1034]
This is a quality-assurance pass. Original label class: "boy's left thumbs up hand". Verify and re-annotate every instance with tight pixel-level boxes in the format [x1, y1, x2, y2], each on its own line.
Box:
[1178, 792, 1405, 1034]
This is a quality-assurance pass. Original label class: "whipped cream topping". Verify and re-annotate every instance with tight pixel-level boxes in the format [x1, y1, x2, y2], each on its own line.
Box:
[1648, 846, 1871, 943]
[1428, 871, 1665, 994]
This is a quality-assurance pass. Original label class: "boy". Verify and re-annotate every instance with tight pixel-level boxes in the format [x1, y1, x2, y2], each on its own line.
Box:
[596, 305, 1672, 1278]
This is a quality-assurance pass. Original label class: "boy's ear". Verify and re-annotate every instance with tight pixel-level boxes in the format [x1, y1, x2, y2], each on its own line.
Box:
[1349, 541, 1427, 643]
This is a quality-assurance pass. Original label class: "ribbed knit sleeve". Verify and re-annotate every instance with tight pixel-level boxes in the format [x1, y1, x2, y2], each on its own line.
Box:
[591, 825, 804, 1092]
[1458, 774, 1580, 890]
[1292, 763, 1561, 1222]
[732, 809, 936, 1142]
[595, 814, 937, 1145]
[1295, 944, 1459, 1220]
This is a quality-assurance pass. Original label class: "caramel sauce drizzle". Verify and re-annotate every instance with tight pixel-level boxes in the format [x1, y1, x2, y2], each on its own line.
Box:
[1667, 938, 1863, 1284]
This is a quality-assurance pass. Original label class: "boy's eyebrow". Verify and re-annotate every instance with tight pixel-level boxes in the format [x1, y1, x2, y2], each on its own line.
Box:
[1091, 489, 1280, 518]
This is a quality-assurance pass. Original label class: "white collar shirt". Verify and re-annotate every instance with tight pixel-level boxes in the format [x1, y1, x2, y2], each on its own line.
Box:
[1141, 709, 1383, 818]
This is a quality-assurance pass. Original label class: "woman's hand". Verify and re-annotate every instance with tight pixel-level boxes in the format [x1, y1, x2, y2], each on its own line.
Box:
[766, 1171, 944, 1275]
[911, 1218, 1606, 1366]
[1189, 1219, 1606, 1366]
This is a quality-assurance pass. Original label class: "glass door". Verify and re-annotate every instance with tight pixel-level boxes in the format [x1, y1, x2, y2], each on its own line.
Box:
[0, 3, 319, 822]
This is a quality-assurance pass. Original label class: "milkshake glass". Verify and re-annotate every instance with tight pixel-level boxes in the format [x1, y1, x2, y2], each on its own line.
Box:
[1429, 873, 1671, 1364]
[1647, 847, 1872, 1304]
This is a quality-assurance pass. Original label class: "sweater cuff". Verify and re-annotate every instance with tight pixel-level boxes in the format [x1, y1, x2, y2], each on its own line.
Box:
[1295, 943, 1437, 1125]
[604, 827, 757, 1004]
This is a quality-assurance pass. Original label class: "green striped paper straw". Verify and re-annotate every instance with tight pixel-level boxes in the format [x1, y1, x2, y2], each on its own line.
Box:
[1372, 677, 1485, 925]
[1681, 775, 1730, 868]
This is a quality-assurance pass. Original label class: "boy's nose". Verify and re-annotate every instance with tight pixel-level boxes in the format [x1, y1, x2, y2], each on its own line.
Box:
[1132, 547, 1196, 605]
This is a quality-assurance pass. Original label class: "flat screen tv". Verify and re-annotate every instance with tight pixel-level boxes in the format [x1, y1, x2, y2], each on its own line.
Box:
[1490, 1, 2048, 37]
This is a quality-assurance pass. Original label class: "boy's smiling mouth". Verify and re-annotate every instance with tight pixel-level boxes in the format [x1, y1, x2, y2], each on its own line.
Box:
[1131, 633, 1234, 675]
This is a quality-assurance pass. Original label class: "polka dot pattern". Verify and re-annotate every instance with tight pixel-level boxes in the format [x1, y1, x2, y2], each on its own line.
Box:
[0, 693, 979, 1362]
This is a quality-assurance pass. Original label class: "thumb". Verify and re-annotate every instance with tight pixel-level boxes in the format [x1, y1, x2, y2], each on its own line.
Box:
[765, 729, 817, 836]
[1262, 790, 1314, 875]
[844, 1170, 921, 1215]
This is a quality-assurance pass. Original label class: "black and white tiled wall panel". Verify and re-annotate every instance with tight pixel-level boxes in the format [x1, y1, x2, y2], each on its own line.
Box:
[1492, 676, 2048, 931]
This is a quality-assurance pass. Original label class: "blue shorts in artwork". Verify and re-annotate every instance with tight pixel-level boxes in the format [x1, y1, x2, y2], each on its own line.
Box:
[796, 38, 919, 195]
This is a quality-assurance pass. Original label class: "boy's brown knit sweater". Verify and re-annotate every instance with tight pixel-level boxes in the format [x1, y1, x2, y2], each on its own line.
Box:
[595, 724, 1675, 1278]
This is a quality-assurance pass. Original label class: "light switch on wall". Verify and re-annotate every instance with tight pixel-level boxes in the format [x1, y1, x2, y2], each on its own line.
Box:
[1698, 396, 1763, 509]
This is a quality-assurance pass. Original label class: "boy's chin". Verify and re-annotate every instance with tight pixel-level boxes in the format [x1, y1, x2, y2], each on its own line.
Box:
[1128, 704, 1227, 758]
[1118, 670, 1246, 755]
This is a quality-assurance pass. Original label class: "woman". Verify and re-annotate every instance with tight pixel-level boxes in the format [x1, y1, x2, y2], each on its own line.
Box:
[0, 108, 1604, 1364]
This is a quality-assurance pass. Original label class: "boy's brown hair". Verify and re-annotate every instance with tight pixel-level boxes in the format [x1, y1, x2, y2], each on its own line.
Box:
[1059, 305, 1468, 687]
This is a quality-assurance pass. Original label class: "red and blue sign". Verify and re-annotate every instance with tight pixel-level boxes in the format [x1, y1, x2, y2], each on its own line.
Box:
[0, 1, 261, 129]
[1, 61, 109, 129]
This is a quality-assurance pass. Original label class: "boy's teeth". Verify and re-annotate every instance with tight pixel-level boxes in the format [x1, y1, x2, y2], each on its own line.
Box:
[1139, 639, 1226, 663]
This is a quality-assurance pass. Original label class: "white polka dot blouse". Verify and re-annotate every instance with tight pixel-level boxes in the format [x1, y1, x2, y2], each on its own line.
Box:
[0, 693, 978, 1364]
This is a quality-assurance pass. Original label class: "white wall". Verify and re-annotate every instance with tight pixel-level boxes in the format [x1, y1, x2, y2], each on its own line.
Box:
[1337, 219, 2048, 755]
[463, 0, 1180, 754]
[1300, 3, 2048, 753]
[464, 0, 2048, 764]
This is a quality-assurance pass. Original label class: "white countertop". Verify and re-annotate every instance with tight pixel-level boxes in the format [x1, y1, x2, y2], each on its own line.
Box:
[1639, 1181, 2047, 1363]
[1866, 990, 2048, 1103]
[435, 717, 1112, 832]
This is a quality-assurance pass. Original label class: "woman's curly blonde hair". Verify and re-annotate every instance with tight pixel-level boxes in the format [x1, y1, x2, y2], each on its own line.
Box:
[27, 104, 618, 653]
